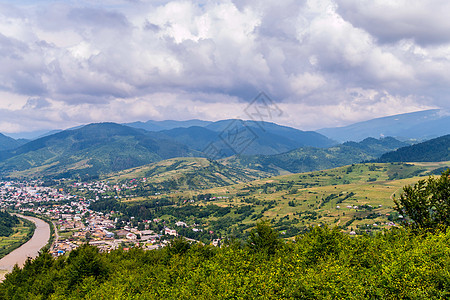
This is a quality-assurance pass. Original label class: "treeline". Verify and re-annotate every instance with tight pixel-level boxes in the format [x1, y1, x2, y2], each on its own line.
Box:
[378, 134, 450, 162]
[1, 225, 450, 299]
[0, 211, 20, 237]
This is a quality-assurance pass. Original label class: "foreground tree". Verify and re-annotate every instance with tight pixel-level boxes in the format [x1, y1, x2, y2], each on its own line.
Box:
[247, 220, 281, 255]
[394, 169, 450, 231]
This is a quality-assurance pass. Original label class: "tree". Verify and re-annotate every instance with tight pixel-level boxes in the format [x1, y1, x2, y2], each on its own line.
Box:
[394, 169, 450, 231]
[247, 220, 280, 255]
[66, 244, 109, 289]
[167, 236, 191, 255]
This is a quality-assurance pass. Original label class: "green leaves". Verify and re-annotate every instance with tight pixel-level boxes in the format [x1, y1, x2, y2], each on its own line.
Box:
[246, 220, 281, 255]
[66, 244, 110, 290]
[4, 225, 450, 298]
[394, 169, 450, 231]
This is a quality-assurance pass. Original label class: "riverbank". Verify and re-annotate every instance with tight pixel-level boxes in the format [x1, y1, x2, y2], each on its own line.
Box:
[0, 216, 35, 261]
[0, 215, 50, 282]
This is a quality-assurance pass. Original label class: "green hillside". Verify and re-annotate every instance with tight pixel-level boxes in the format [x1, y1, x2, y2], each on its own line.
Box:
[378, 134, 450, 162]
[86, 161, 449, 241]
[0, 123, 194, 179]
[225, 137, 409, 175]
[4, 163, 450, 298]
[0, 133, 23, 151]
[103, 157, 272, 192]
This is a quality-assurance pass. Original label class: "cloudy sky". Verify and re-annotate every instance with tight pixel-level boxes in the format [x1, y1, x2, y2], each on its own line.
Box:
[0, 0, 449, 134]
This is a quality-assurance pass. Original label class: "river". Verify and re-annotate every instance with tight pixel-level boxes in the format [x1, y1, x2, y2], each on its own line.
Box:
[0, 215, 51, 282]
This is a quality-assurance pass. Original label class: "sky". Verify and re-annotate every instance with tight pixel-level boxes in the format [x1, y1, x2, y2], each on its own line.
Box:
[0, 0, 449, 134]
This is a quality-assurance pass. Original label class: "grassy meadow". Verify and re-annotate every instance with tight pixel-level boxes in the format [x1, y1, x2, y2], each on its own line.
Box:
[105, 161, 450, 237]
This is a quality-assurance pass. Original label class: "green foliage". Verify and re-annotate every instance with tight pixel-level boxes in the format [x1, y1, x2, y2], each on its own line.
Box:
[246, 220, 281, 255]
[167, 237, 191, 256]
[378, 134, 450, 163]
[394, 169, 450, 231]
[0, 211, 20, 237]
[3, 227, 450, 298]
[66, 244, 110, 290]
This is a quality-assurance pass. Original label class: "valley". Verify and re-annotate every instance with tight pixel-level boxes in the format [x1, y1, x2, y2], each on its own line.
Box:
[0, 117, 449, 298]
[2, 1, 450, 296]
[85, 161, 449, 240]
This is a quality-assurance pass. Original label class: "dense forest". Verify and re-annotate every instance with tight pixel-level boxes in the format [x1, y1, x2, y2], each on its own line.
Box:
[378, 134, 450, 163]
[1, 225, 450, 299]
[0, 211, 20, 237]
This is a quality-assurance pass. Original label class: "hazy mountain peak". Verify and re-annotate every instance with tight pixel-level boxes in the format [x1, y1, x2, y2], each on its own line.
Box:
[317, 109, 448, 142]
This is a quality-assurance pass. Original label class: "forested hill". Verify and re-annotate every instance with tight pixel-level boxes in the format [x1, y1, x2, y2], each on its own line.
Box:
[0, 134, 23, 152]
[377, 134, 450, 162]
[0, 123, 194, 179]
[159, 119, 336, 156]
[225, 137, 409, 175]
[0, 120, 337, 179]
[0, 211, 20, 237]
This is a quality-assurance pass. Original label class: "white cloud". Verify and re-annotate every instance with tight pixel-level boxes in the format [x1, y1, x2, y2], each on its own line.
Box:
[0, 0, 449, 133]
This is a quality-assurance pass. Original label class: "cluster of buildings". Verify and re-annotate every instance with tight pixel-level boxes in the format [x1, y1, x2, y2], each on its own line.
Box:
[71, 180, 146, 199]
[48, 206, 167, 256]
[0, 181, 73, 209]
[0, 179, 217, 257]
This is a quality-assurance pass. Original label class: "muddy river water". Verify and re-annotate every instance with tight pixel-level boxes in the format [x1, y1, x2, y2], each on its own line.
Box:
[0, 215, 50, 282]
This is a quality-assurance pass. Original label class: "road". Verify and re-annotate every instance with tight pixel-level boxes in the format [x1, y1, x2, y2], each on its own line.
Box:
[0, 215, 50, 282]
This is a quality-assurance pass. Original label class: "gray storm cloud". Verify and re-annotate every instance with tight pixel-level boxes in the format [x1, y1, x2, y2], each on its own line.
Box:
[0, 0, 447, 133]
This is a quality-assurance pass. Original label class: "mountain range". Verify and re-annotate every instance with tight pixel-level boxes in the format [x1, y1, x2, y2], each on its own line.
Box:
[0, 133, 26, 151]
[0, 123, 194, 179]
[0, 120, 336, 179]
[0, 110, 449, 179]
[317, 109, 450, 142]
[158, 119, 335, 156]
[124, 119, 212, 132]
[6, 109, 450, 143]
[224, 137, 411, 175]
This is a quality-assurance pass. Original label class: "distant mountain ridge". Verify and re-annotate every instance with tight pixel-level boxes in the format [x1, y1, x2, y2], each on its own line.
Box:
[0, 117, 443, 180]
[225, 137, 410, 175]
[0, 133, 25, 151]
[318, 109, 450, 142]
[0, 123, 194, 179]
[124, 119, 213, 132]
[0, 120, 336, 179]
[377, 134, 450, 163]
[160, 119, 336, 156]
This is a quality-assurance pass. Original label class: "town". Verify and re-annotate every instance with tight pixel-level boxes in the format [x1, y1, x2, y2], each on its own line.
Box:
[0, 180, 218, 257]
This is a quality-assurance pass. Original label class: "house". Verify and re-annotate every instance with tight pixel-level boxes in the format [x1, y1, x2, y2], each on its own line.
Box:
[126, 232, 137, 240]
[103, 230, 114, 238]
[140, 230, 154, 236]
[116, 229, 129, 237]
[164, 228, 177, 236]
[175, 221, 187, 227]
